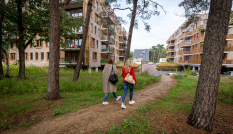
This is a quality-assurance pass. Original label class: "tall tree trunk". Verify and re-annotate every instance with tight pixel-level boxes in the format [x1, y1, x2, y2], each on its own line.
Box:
[73, 0, 92, 82]
[0, 0, 4, 80]
[187, 0, 232, 131]
[17, 1, 25, 79]
[2, 49, 9, 78]
[46, 0, 60, 100]
[125, 0, 138, 62]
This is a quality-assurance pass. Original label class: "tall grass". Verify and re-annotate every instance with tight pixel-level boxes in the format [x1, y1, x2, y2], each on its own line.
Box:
[2, 65, 75, 77]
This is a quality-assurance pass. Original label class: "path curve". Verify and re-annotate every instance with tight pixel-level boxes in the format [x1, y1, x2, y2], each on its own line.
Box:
[3, 76, 177, 134]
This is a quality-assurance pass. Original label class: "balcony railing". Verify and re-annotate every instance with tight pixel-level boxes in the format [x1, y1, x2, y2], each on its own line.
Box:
[101, 35, 115, 45]
[191, 36, 205, 45]
[226, 34, 233, 40]
[166, 49, 175, 53]
[166, 55, 175, 58]
[179, 40, 191, 47]
[224, 46, 233, 51]
[179, 32, 192, 40]
[191, 48, 203, 54]
[179, 50, 191, 55]
[178, 60, 201, 64]
[167, 43, 175, 48]
[222, 60, 233, 64]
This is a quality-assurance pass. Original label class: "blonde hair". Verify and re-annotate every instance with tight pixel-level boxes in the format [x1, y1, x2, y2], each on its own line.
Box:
[125, 59, 132, 72]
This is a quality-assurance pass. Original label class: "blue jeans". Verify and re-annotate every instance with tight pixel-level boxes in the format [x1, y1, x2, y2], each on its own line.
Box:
[122, 82, 134, 103]
[103, 92, 118, 102]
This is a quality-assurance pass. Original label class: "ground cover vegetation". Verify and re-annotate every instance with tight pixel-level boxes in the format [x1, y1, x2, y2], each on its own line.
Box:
[101, 75, 233, 134]
[0, 65, 160, 132]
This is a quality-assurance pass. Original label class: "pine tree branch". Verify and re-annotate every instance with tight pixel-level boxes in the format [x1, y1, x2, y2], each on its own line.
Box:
[148, 0, 166, 15]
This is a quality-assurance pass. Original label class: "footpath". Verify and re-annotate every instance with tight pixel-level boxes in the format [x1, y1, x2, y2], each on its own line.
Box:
[3, 76, 177, 134]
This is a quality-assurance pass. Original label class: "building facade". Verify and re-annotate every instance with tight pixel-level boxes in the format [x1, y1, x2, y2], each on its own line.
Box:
[133, 49, 149, 64]
[166, 14, 233, 71]
[6, 0, 128, 70]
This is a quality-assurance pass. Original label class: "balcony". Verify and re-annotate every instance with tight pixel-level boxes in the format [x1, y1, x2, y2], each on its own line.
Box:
[191, 48, 203, 54]
[226, 34, 233, 40]
[119, 39, 126, 45]
[166, 55, 175, 58]
[222, 60, 233, 64]
[179, 32, 192, 40]
[191, 36, 205, 45]
[167, 43, 175, 48]
[178, 60, 201, 64]
[60, 44, 81, 51]
[179, 40, 191, 47]
[179, 50, 191, 55]
[166, 49, 175, 53]
[101, 35, 115, 45]
[224, 46, 233, 51]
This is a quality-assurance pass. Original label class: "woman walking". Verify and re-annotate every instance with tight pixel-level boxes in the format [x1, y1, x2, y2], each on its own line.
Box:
[102, 56, 121, 105]
[121, 59, 137, 109]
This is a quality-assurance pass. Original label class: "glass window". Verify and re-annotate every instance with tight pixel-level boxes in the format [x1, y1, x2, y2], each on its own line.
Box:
[74, 10, 78, 17]
[41, 53, 44, 60]
[47, 42, 49, 47]
[75, 53, 78, 63]
[78, 9, 83, 16]
[36, 53, 38, 60]
[30, 53, 33, 60]
[79, 38, 82, 46]
[75, 39, 78, 48]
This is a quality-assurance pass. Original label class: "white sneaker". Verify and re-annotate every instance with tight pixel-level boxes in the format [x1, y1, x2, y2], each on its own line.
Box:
[103, 102, 109, 105]
[121, 104, 126, 109]
[116, 96, 121, 101]
[129, 101, 135, 104]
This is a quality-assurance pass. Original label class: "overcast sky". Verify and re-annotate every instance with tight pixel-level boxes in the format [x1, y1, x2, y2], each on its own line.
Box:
[114, 0, 187, 51]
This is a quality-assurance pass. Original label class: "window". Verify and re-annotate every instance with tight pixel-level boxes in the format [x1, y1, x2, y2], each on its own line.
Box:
[10, 53, 16, 61]
[202, 31, 205, 37]
[36, 53, 38, 60]
[95, 13, 98, 23]
[197, 55, 198, 60]
[30, 42, 33, 48]
[47, 52, 49, 60]
[10, 42, 13, 48]
[91, 38, 95, 47]
[142, 51, 145, 54]
[96, 40, 98, 48]
[194, 55, 195, 60]
[36, 40, 42, 48]
[30, 53, 33, 60]
[204, 19, 207, 24]
[41, 52, 44, 60]
[90, 11, 92, 18]
[91, 23, 93, 33]
[24, 53, 28, 61]
[95, 26, 96, 34]
[93, 52, 97, 61]
[197, 33, 199, 39]
[46, 42, 49, 47]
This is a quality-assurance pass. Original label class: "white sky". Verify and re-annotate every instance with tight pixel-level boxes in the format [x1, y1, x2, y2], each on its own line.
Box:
[114, 0, 187, 51]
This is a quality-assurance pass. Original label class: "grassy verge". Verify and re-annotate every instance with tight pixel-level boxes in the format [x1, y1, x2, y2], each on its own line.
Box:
[102, 76, 233, 134]
[0, 67, 160, 132]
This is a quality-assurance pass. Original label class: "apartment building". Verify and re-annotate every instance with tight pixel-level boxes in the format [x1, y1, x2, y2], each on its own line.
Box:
[166, 14, 233, 71]
[5, 0, 128, 70]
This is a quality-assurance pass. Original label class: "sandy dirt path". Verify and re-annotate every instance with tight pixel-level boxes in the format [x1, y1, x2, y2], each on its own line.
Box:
[3, 76, 177, 134]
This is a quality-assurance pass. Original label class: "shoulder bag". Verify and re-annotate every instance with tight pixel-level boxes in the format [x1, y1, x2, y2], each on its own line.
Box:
[124, 67, 135, 84]
[109, 64, 118, 84]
